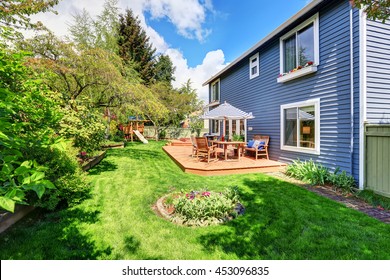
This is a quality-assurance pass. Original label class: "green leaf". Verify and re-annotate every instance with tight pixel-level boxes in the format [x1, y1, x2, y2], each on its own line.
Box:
[2, 163, 14, 175]
[31, 184, 46, 199]
[40, 180, 56, 189]
[30, 171, 45, 182]
[14, 166, 30, 176]
[0, 131, 8, 140]
[0, 196, 15, 213]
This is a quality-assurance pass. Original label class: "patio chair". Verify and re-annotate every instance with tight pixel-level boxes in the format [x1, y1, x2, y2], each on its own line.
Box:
[195, 137, 218, 163]
[190, 135, 198, 158]
[244, 135, 269, 160]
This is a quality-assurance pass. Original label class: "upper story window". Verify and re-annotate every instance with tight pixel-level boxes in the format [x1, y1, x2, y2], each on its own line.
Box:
[211, 79, 220, 102]
[278, 13, 319, 83]
[249, 53, 259, 79]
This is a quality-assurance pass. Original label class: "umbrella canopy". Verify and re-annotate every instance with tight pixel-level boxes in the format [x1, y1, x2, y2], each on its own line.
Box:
[201, 101, 254, 120]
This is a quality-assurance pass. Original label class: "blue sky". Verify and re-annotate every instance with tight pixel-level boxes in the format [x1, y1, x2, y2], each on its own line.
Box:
[145, 0, 310, 67]
[31, 0, 313, 101]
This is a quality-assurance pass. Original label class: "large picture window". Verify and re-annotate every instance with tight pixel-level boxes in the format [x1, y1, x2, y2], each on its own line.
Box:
[281, 99, 320, 154]
[279, 13, 319, 76]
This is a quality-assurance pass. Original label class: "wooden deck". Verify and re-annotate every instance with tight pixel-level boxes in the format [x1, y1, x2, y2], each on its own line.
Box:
[163, 145, 286, 176]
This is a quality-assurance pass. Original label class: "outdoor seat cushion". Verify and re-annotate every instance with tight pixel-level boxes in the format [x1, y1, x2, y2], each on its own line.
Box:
[258, 141, 266, 150]
[247, 140, 255, 148]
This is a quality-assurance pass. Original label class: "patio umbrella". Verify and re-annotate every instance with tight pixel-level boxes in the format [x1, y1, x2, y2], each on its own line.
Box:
[201, 101, 254, 141]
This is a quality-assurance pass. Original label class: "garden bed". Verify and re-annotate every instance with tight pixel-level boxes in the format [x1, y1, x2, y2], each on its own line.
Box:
[81, 150, 107, 171]
[0, 205, 35, 234]
[154, 188, 245, 227]
[101, 142, 125, 150]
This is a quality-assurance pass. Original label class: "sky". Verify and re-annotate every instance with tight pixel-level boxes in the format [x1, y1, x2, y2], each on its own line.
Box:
[29, 0, 313, 101]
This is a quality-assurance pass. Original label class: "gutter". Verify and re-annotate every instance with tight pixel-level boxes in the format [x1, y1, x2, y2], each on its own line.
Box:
[202, 0, 325, 86]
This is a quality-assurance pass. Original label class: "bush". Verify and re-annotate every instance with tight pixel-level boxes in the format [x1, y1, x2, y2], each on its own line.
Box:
[59, 101, 106, 153]
[286, 159, 356, 192]
[25, 142, 90, 210]
[171, 187, 244, 226]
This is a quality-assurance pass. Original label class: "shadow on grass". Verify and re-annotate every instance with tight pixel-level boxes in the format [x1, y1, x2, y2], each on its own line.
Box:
[88, 160, 118, 175]
[0, 208, 112, 260]
[197, 177, 390, 260]
[107, 146, 167, 161]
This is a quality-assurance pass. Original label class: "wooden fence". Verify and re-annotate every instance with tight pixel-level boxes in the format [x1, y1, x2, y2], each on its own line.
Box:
[365, 124, 390, 197]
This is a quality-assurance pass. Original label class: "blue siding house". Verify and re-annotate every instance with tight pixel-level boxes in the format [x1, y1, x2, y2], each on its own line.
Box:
[203, 0, 390, 189]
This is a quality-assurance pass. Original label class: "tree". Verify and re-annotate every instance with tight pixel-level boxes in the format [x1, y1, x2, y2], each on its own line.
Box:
[0, 0, 59, 29]
[155, 54, 176, 84]
[21, 32, 130, 106]
[118, 9, 156, 85]
[68, 0, 120, 54]
[350, 0, 390, 22]
[143, 80, 203, 140]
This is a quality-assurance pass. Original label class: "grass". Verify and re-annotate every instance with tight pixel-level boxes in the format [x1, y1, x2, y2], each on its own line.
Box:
[0, 141, 390, 259]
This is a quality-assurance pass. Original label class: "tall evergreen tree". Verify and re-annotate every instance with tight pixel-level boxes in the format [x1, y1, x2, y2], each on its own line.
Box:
[118, 9, 156, 85]
[155, 54, 176, 84]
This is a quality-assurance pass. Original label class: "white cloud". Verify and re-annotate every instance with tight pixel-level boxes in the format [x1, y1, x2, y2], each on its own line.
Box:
[141, 0, 212, 41]
[26, 0, 226, 102]
[167, 49, 227, 102]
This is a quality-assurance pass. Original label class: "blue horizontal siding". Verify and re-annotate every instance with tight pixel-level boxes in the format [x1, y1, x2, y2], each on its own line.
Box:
[366, 19, 390, 123]
[217, 0, 358, 176]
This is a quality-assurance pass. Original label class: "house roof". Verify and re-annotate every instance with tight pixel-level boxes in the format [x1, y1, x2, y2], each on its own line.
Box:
[201, 101, 254, 120]
[202, 0, 325, 86]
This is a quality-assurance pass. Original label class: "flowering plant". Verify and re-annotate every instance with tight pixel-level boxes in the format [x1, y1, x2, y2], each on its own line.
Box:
[78, 151, 88, 161]
[170, 187, 245, 226]
[278, 61, 315, 77]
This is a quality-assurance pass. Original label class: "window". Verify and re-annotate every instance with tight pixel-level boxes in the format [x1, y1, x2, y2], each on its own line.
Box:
[279, 13, 319, 82]
[249, 53, 259, 79]
[211, 79, 220, 102]
[211, 119, 220, 134]
[280, 99, 320, 154]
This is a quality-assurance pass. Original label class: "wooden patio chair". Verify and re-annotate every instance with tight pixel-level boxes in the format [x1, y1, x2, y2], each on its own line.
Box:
[190, 135, 198, 158]
[244, 135, 269, 160]
[195, 137, 218, 163]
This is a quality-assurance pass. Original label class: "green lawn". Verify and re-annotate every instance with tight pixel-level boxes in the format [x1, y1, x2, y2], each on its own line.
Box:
[1, 141, 389, 260]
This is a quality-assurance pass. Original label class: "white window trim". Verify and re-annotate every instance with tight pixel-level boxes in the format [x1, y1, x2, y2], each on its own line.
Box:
[210, 79, 220, 103]
[278, 13, 320, 82]
[249, 53, 259, 79]
[280, 98, 321, 155]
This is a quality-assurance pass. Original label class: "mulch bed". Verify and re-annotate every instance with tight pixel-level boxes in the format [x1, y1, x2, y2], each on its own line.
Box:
[267, 172, 390, 224]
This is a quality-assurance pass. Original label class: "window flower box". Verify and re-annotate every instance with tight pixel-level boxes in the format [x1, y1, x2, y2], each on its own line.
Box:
[277, 63, 317, 83]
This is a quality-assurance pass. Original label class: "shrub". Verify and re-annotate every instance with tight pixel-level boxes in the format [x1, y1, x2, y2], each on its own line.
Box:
[327, 167, 356, 192]
[25, 142, 90, 210]
[286, 159, 356, 192]
[171, 187, 244, 226]
[59, 101, 106, 153]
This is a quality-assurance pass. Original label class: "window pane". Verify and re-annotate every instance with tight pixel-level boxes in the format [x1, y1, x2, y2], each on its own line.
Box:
[299, 105, 315, 148]
[211, 119, 219, 134]
[284, 108, 297, 146]
[251, 66, 258, 75]
[297, 23, 314, 66]
[283, 34, 296, 72]
[212, 81, 219, 101]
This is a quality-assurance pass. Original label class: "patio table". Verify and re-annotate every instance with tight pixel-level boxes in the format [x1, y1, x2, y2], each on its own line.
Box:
[211, 140, 246, 161]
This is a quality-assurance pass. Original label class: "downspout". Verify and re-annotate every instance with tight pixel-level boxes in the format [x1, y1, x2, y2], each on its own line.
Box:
[349, 6, 354, 176]
[359, 9, 367, 190]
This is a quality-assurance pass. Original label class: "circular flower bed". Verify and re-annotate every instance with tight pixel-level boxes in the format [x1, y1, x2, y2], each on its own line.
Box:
[156, 187, 245, 226]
